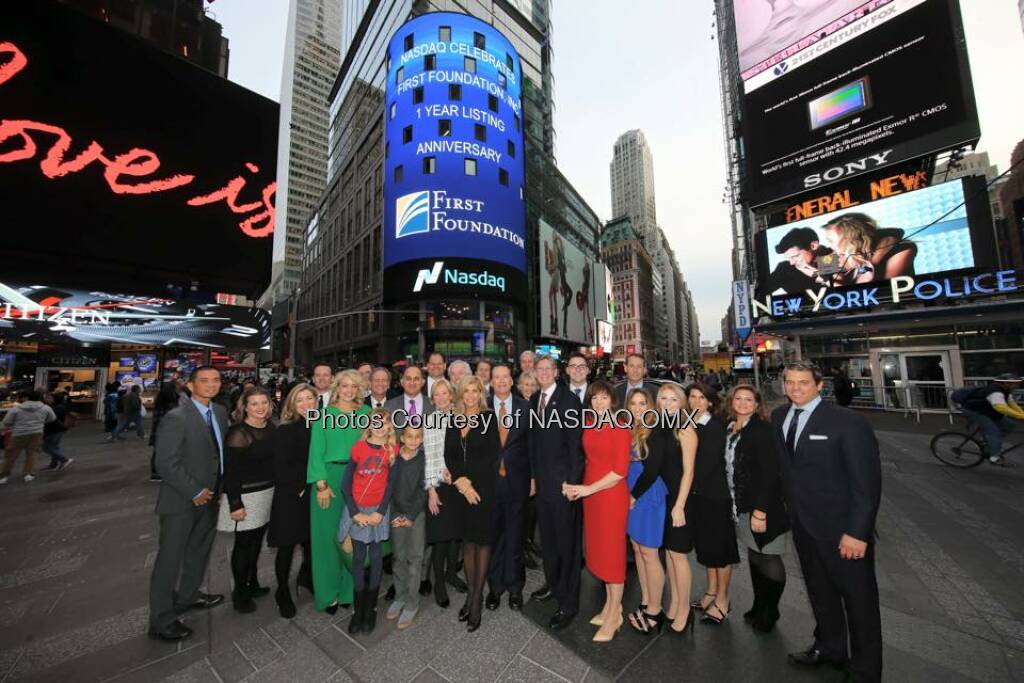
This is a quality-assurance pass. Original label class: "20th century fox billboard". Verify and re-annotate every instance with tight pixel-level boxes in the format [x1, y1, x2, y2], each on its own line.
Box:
[734, 0, 980, 207]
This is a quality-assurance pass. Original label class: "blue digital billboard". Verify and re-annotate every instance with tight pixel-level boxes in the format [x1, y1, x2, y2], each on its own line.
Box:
[383, 12, 527, 302]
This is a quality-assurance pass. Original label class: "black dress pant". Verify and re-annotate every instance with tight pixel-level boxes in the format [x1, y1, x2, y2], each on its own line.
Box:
[536, 495, 581, 615]
[149, 504, 218, 630]
[791, 515, 882, 682]
[488, 474, 527, 596]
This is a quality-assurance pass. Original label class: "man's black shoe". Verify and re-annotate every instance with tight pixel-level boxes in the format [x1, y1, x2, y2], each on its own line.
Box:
[419, 578, 432, 596]
[530, 585, 553, 602]
[485, 592, 501, 610]
[186, 593, 224, 611]
[508, 593, 523, 611]
[148, 620, 193, 642]
[549, 610, 574, 630]
[787, 647, 847, 670]
[447, 576, 469, 593]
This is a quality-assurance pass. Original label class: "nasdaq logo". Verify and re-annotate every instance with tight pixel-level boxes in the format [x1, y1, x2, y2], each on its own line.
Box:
[413, 261, 444, 292]
[395, 191, 431, 239]
[773, 61, 789, 76]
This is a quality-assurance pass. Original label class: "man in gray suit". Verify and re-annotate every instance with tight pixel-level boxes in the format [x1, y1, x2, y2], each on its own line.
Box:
[385, 365, 435, 435]
[148, 366, 229, 641]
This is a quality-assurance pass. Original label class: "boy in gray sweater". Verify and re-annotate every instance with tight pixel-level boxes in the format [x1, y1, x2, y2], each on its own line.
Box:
[387, 423, 428, 629]
[1, 389, 56, 484]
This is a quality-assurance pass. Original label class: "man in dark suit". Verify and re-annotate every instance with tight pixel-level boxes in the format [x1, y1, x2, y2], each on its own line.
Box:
[613, 352, 656, 406]
[364, 367, 396, 409]
[423, 352, 447, 399]
[148, 366, 229, 641]
[385, 365, 434, 437]
[528, 355, 583, 629]
[485, 363, 531, 612]
[772, 361, 882, 682]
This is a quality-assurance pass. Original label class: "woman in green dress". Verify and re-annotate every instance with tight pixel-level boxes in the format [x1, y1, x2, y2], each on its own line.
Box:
[308, 368, 369, 613]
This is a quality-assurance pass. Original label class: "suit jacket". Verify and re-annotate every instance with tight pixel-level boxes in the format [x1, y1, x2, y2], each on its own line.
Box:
[614, 381, 657, 407]
[494, 394, 531, 491]
[154, 400, 229, 515]
[384, 394, 435, 437]
[364, 390, 397, 410]
[771, 401, 881, 543]
[529, 384, 583, 502]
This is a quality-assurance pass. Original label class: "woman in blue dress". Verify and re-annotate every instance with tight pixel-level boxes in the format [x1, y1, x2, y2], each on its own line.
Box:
[623, 389, 669, 634]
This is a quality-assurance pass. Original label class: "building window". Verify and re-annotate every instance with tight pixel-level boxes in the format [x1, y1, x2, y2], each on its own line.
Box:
[514, 114, 520, 132]
[498, 73, 506, 89]
[424, 54, 436, 70]
[394, 165, 403, 183]
[474, 124, 486, 142]
[488, 94, 498, 112]
[389, 102, 396, 120]
[396, 67, 404, 84]
[506, 53, 514, 71]
[464, 56, 476, 73]
[449, 84, 462, 100]
[438, 119, 452, 137]
[413, 86, 424, 104]
[473, 32, 486, 50]
[507, 140, 515, 158]
[464, 158, 477, 176]
[404, 34, 414, 51]
[499, 168, 509, 186]
[423, 156, 436, 174]
[439, 26, 451, 41]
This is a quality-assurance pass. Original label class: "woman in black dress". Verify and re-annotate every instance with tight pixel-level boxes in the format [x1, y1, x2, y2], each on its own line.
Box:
[444, 376, 501, 632]
[217, 386, 277, 613]
[685, 382, 738, 625]
[651, 383, 698, 634]
[724, 384, 790, 633]
[268, 383, 317, 618]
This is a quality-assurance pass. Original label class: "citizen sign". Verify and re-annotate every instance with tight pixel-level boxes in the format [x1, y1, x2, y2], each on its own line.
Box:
[803, 150, 894, 189]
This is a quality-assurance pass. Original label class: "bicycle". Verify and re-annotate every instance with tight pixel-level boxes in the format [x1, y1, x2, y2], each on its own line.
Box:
[930, 417, 1022, 468]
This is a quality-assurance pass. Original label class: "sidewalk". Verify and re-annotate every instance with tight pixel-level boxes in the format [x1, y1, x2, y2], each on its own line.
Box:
[1, 421, 1023, 681]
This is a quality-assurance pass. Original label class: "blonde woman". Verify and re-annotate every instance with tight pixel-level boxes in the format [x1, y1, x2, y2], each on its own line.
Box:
[624, 389, 669, 635]
[655, 382, 698, 634]
[822, 213, 917, 284]
[307, 369, 369, 614]
[424, 378, 461, 608]
[268, 383, 316, 618]
[516, 371, 539, 401]
[444, 376, 501, 632]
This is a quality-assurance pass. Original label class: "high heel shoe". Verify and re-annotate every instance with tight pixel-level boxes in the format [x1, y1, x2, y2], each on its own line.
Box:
[458, 599, 471, 622]
[627, 605, 662, 635]
[668, 606, 696, 635]
[276, 586, 297, 619]
[592, 611, 623, 643]
[589, 613, 604, 626]
[691, 592, 716, 612]
[325, 602, 339, 616]
[701, 601, 730, 625]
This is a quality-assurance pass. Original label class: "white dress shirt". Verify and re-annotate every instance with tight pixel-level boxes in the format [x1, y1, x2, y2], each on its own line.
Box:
[317, 390, 331, 410]
[403, 393, 424, 416]
[569, 383, 587, 402]
[537, 384, 556, 409]
[782, 394, 823, 445]
[368, 395, 388, 409]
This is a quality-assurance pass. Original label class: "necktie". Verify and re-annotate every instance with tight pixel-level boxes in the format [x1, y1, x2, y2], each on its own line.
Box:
[205, 408, 221, 472]
[408, 399, 417, 417]
[538, 391, 548, 416]
[498, 401, 508, 476]
[785, 408, 804, 457]
[574, 387, 582, 400]
[317, 394, 324, 410]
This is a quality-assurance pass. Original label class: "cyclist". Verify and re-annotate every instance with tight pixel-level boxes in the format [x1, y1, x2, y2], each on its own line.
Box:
[953, 373, 1024, 466]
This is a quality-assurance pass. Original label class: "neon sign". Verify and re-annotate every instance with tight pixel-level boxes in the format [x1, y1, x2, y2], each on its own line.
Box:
[0, 41, 275, 238]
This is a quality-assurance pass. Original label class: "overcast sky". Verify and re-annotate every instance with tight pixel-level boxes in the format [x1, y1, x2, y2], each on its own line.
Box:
[212, 0, 1024, 342]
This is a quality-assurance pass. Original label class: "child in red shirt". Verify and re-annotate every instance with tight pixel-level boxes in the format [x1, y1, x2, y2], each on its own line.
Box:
[339, 409, 397, 634]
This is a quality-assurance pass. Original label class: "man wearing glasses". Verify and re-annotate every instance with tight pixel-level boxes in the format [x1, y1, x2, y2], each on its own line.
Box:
[565, 353, 590, 403]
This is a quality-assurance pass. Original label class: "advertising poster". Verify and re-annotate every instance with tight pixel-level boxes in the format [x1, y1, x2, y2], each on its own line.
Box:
[740, 0, 979, 206]
[539, 220, 600, 345]
[597, 320, 614, 354]
[0, 3, 278, 298]
[382, 13, 527, 302]
[0, 282, 270, 349]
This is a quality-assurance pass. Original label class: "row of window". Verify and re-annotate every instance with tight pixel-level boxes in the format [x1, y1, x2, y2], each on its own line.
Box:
[393, 159, 510, 185]
[391, 89, 521, 134]
[394, 121, 516, 156]
[399, 27, 515, 71]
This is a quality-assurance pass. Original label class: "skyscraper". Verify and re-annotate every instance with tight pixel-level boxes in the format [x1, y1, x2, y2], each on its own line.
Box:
[265, 0, 342, 306]
[610, 130, 657, 239]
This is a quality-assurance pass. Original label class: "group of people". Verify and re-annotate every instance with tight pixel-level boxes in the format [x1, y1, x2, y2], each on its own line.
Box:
[0, 388, 76, 484]
[147, 352, 884, 682]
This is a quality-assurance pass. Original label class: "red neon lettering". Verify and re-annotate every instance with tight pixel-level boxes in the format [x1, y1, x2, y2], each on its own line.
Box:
[0, 40, 274, 237]
[0, 42, 27, 86]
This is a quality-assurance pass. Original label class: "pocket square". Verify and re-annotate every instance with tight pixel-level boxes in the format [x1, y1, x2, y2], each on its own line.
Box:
[808, 434, 828, 441]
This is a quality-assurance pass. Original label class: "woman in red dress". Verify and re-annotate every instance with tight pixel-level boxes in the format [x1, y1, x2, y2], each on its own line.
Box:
[564, 380, 631, 643]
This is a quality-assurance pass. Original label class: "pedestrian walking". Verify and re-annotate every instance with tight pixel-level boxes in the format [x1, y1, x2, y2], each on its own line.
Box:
[148, 366, 227, 642]
[109, 385, 145, 441]
[0, 390, 56, 484]
[42, 391, 73, 471]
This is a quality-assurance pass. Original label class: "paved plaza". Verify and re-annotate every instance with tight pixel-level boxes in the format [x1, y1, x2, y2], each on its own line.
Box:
[1, 416, 1023, 682]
